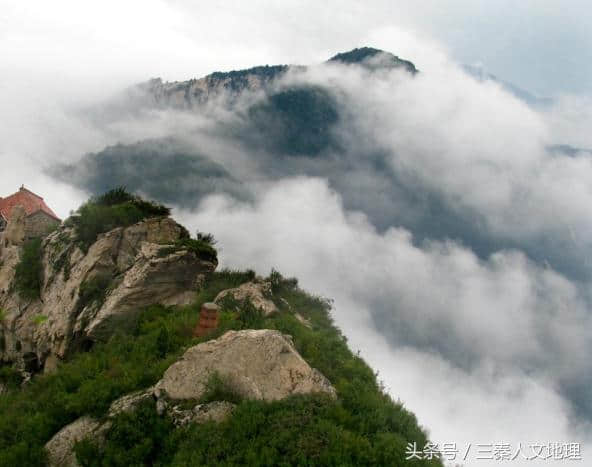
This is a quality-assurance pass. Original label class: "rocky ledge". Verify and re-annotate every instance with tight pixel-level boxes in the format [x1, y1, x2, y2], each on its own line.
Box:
[0, 217, 216, 373]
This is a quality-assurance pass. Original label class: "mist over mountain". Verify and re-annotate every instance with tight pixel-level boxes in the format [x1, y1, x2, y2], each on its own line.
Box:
[462, 64, 554, 109]
[54, 47, 592, 282]
[50, 137, 248, 208]
[43, 46, 592, 464]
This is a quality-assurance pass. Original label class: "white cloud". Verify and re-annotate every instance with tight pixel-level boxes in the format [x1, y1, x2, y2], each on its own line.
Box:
[176, 178, 592, 465]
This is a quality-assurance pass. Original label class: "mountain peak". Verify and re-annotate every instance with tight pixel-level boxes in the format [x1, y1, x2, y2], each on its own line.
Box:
[328, 47, 418, 73]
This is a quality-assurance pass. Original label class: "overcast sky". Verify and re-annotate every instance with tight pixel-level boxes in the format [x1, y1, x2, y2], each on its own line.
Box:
[2, 2, 592, 465]
[2, 0, 590, 97]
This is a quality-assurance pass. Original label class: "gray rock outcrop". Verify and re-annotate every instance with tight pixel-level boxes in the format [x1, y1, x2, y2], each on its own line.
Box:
[1, 205, 26, 248]
[0, 217, 217, 371]
[215, 280, 278, 316]
[45, 416, 106, 467]
[166, 401, 235, 427]
[156, 329, 336, 401]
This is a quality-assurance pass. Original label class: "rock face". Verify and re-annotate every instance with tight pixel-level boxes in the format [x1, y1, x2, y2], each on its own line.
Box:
[45, 416, 106, 467]
[167, 401, 235, 427]
[156, 329, 336, 401]
[137, 65, 290, 110]
[0, 217, 217, 371]
[215, 281, 278, 316]
[1, 205, 26, 248]
[132, 48, 417, 112]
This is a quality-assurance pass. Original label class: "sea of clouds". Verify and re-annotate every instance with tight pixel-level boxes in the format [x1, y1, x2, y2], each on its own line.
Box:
[2, 2, 592, 465]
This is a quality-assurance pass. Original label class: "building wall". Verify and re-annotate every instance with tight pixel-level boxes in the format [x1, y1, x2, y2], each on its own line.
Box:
[24, 212, 59, 239]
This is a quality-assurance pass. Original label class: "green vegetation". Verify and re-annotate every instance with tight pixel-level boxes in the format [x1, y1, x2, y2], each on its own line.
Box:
[157, 237, 218, 263]
[248, 85, 340, 156]
[0, 366, 22, 391]
[51, 240, 73, 281]
[51, 140, 248, 209]
[66, 187, 170, 251]
[74, 399, 175, 466]
[329, 47, 418, 73]
[199, 371, 244, 405]
[0, 269, 440, 466]
[329, 46, 385, 63]
[14, 238, 43, 300]
[209, 65, 288, 91]
[77, 275, 112, 313]
[31, 315, 48, 326]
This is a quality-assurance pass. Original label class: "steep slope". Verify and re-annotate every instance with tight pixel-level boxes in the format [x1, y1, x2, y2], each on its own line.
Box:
[48, 138, 249, 209]
[0, 191, 442, 467]
[51, 47, 415, 205]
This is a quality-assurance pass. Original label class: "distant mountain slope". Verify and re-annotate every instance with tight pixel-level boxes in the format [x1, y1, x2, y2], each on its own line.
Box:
[329, 46, 418, 73]
[53, 47, 416, 202]
[462, 64, 553, 108]
[50, 138, 248, 208]
[51, 47, 590, 284]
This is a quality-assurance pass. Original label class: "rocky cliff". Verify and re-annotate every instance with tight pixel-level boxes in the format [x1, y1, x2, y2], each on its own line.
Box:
[139, 64, 290, 110]
[124, 47, 415, 111]
[0, 216, 216, 374]
[0, 192, 441, 466]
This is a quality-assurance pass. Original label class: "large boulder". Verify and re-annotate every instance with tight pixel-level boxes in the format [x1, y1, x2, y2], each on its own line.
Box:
[215, 281, 278, 316]
[45, 416, 106, 467]
[156, 329, 336, 401]
[0, 217, 217, 371]
[44, 389, 153, 467]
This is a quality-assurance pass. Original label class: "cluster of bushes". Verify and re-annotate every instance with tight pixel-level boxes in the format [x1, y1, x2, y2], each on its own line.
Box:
[0, 269, 440, 466]
[77, 275, 112, 313]
[14, 238, 43, 300]
[0, 366, 22, 391]
[247, 85, 340, 157]
[157, 237, 218, 264]
[66, 187, 170, 251]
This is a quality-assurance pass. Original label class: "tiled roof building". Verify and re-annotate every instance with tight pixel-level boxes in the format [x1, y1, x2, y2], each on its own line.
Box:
[0, 186, 61, 239]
